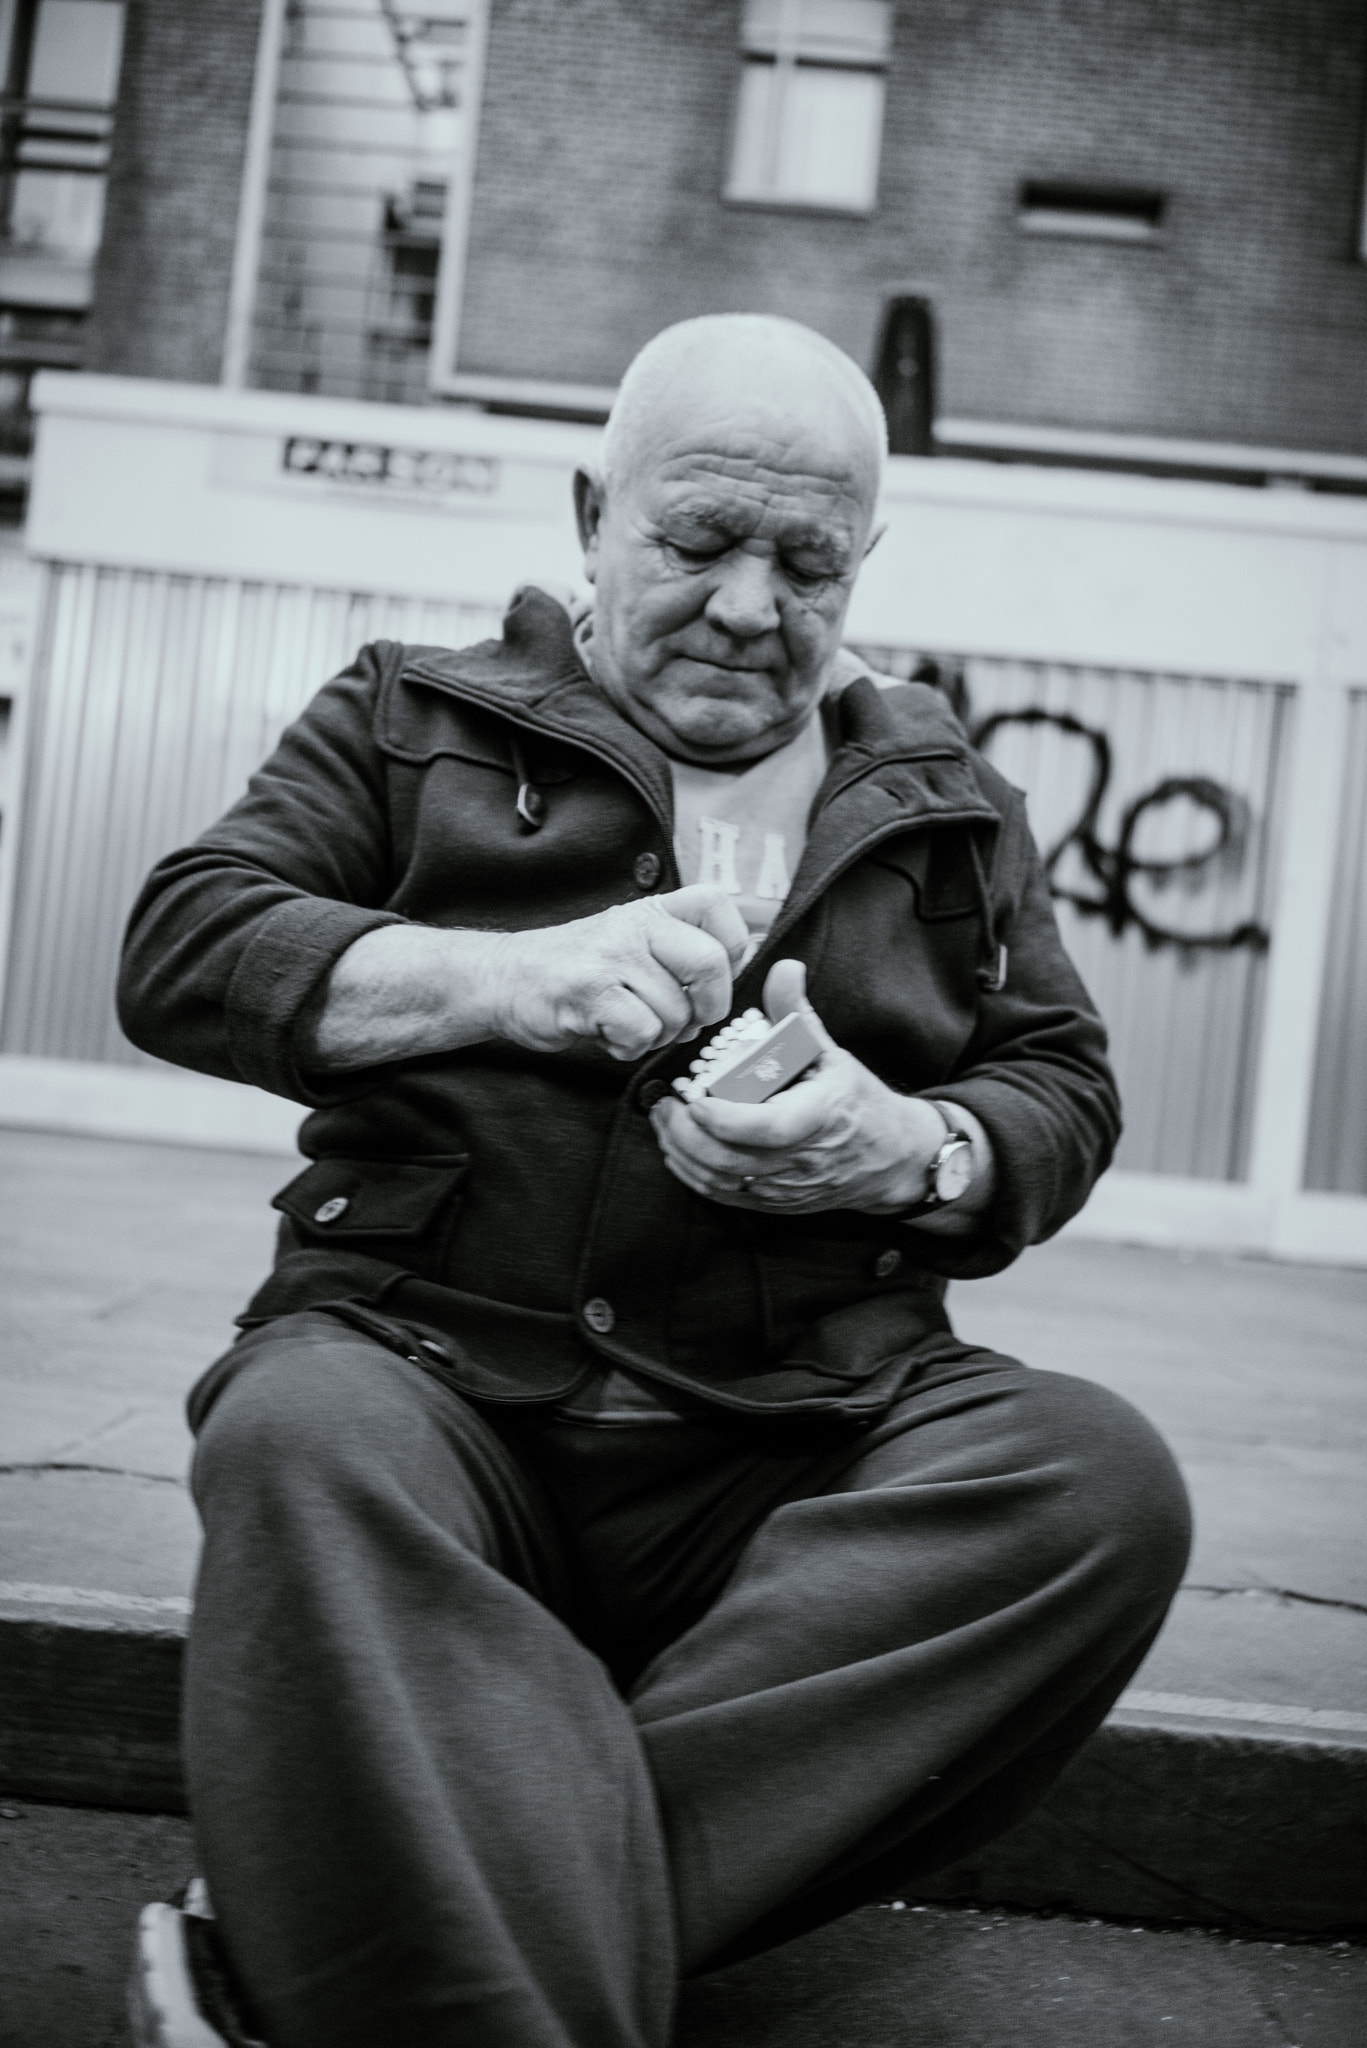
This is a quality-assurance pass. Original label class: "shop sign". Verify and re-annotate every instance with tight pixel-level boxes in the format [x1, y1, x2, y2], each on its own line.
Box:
[281, 436, 500, 497]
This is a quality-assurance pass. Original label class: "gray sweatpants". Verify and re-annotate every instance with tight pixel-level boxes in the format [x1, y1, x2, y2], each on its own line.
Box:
[185, 1310, 1190, 2048]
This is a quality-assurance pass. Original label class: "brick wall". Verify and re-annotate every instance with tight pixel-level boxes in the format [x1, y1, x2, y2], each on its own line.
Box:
[458, 0, 1367, 453]
[82, 0, 264, 385]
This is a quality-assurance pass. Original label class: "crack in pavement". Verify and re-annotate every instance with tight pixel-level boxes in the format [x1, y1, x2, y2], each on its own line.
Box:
[1184, 1582, 1367, 1618]
[0, 1461, 186, 1485]
[1042, 1807, 1248, 1923]
[44, 1403, 140, 1462]
[90, 1282, 157, 1322]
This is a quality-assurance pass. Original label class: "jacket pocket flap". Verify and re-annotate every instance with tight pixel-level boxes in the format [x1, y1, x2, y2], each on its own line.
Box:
[273, 1158, 468, 1238]
[379, 677, 584, 783]
[870, 822, 997, 920]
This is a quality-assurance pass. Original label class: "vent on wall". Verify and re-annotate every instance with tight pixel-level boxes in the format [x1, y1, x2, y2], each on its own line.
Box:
[1018, 181, 1166, 243]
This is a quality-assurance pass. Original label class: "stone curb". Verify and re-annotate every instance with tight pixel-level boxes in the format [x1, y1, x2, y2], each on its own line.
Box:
[2, 1599, 1363, 1938]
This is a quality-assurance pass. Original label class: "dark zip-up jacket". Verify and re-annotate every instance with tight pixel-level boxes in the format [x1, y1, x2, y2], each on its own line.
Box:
[119, 587, 1121, 1421]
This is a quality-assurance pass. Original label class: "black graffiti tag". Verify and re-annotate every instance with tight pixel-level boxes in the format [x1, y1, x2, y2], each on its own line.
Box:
[970, 706, 1269, 956]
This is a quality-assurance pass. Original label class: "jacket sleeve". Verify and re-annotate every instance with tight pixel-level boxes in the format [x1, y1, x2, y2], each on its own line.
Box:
[117, 643, 411, 1104]
[914, 787, 1122, 1279]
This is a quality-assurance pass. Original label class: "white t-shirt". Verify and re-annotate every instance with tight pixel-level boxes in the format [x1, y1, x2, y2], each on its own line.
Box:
[669, 711, 829, 948]
[570, 601, 830, 942]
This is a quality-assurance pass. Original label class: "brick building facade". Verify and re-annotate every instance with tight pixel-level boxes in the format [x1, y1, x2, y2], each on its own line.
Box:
[455, 0, 1367, 454]
[83, 0, 264, 385]
[36, 0, 1367, 460]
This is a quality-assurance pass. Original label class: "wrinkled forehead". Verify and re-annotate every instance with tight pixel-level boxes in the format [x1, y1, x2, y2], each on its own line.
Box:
[620, 383, 881, 536]
[644, 457, 870, 574]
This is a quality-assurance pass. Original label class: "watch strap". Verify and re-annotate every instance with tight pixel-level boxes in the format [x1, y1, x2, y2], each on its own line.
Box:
[897, 1103, 974, 1219]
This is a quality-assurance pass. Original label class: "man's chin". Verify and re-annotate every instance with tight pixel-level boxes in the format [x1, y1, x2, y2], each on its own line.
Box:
[654, 708, 778, 765]
[648, 676, 791, 763]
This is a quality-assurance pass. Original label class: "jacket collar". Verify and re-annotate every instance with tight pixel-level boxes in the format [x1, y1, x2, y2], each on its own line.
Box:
[404, 584, 999, 832]
[405, 586, 1006, 991]
[755, 673, 1001, 987]
[403, 585, 1009, 1004]
[403, 585, 678, 829]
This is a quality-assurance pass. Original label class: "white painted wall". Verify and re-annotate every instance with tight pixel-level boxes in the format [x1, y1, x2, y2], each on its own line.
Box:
[29, 372, 1367, 679]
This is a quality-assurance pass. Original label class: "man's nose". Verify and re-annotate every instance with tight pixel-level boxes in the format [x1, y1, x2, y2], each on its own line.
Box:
[704, 550, 781, 639]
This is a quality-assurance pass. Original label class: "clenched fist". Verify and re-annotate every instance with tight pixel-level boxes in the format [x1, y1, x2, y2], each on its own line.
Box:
[310, 886, 749, 1072]
[488, 885, 750, 1059]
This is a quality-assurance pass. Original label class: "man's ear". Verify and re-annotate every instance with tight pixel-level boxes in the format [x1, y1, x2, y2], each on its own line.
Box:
[862, 519, 888, 562]
[573, 466, 607, 580]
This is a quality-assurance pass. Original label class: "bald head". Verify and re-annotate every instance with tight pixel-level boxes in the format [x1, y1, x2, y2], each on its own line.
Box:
[602, 314, 887, 512]
[573, 314, 889, 767]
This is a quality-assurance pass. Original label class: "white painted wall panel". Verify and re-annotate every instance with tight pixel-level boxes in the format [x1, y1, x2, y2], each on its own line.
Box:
[967, 663, 1288, 1182]
[29, 375, 1367, 681]
[0, 565, 500, 1065]
[1305, 691, 1367, 1195]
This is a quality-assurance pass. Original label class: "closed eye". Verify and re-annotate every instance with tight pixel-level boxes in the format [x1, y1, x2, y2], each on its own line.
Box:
[666, 540, 728, 567]
[784, 558, 837, 587]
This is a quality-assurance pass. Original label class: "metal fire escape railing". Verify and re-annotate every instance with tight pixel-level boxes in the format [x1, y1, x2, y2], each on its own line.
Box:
[377, 0, 464, 112]
[249, 0, 470, 404]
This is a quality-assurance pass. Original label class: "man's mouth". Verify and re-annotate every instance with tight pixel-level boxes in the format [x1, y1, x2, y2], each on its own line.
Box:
[676, 653, 775, 680]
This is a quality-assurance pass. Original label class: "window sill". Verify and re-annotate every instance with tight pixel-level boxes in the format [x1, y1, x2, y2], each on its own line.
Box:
[722, 193, 877, 222]
[1017, 214, 1165, 246]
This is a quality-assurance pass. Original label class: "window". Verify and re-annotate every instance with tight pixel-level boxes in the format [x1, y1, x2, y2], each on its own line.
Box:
[0, 0, 123, 502]
[1017, 181, 1166, 245]
[725, 0, 891, 215]
[0, 0, 124, 312]
[249, 0, 472, 404]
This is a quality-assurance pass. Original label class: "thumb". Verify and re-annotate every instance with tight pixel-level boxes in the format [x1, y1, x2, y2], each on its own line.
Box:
[761, 957, 806, 1021]
[761, 958, 838, 1053]
[660, 883, 751, 970]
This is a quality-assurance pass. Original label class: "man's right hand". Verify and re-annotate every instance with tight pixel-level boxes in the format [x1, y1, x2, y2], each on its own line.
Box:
[489, 885, 749, 1059]
[309, 885, 749, 1072]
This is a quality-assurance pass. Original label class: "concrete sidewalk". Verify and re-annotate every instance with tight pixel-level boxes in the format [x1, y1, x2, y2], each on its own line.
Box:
[1, 1128, 1364, 1931]
[3, 1798, 1364, 2048]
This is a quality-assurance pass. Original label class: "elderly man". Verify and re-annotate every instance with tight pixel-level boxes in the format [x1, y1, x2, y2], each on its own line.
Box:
[121, 315, 1188, 2048]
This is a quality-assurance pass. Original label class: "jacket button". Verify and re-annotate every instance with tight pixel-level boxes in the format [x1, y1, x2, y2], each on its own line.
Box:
[634, 851, 662, 889]
[637, 1078, 670, 1112]
[313, 1196, 349, 1224]
[582, 1296, 616, 1335]
[874, 1248, 903, 1279]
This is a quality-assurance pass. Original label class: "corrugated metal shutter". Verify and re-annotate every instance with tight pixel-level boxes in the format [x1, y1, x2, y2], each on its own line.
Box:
[1304, 689, 1367, 1194]
[855, 649, 1291, 1182]
[0, 563, 501, 1065]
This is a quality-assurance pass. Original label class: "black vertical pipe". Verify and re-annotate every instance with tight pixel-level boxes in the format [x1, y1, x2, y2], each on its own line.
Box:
[872, 295, 936, 457]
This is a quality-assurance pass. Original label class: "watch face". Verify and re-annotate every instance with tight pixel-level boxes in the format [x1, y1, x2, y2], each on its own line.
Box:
[935, 1137, 975, 1204]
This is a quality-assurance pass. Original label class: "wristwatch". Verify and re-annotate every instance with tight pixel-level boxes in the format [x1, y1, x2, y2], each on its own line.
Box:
[900, 1104, 975, 1218]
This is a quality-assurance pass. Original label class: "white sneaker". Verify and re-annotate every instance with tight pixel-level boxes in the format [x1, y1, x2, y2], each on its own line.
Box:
[128, 1882, 267, 2048]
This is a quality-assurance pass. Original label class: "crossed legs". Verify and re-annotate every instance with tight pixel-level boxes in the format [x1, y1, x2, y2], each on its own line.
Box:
[186, 1313, 1190, 2048]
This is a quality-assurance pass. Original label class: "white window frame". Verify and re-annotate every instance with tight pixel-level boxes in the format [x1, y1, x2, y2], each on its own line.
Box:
[724, 0, 892, 217]
[227, 0, 495, 401]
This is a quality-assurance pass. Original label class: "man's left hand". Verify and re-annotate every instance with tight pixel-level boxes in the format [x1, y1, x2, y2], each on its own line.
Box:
[648, 961, 993, 1224]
